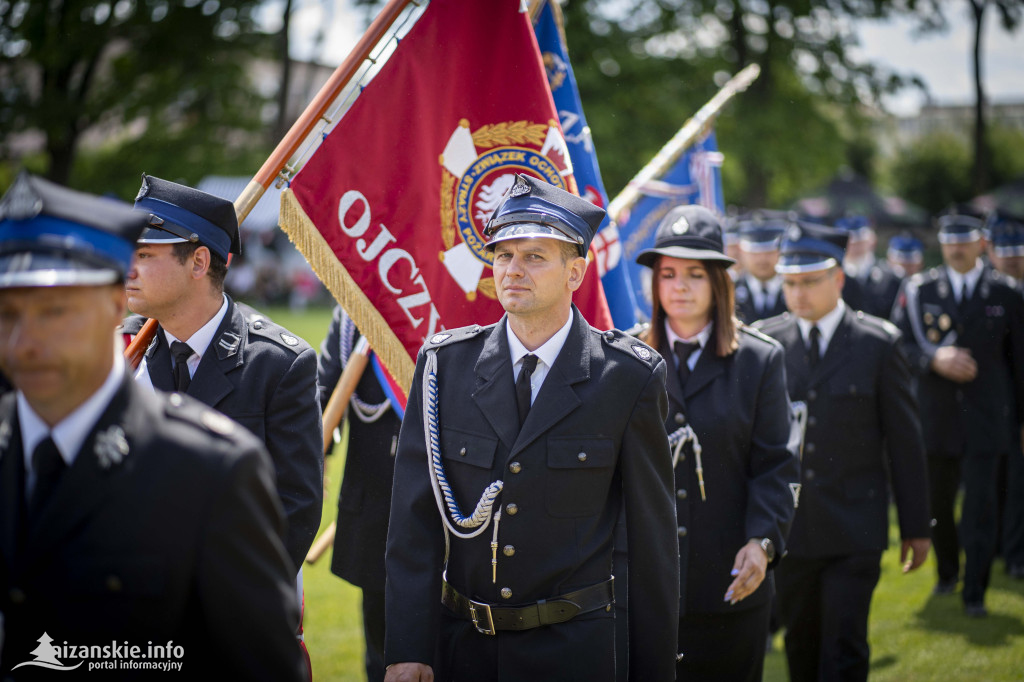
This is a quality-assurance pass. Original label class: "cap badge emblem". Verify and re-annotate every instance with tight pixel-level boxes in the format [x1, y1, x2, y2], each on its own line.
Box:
[509, 175, 532, 198]
[786, 225, 802, 242]
[670, 217, 689, 235]
[135, 175, 151, 202]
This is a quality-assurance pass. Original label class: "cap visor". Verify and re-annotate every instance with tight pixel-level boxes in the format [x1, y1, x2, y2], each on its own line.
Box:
[636, 245, 735, 268]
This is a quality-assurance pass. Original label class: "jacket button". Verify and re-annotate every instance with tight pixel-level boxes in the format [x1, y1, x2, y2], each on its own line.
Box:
[505, 503, 519, 516]
[805, 443, 815, 454]
[807, 389, 817, 401]
[678, 453, 686, 462]
[9, 588, 25, 604]
[503, 545, 516, 557]
[675, 413, 686, 425]
[677, 489, 687, 500]
[805, 469, 816, 481]
[106, 575, 122, 592]
[808, 416, 817, 427]
[459, 447, 467, 456]
[509, 462, 522, 474]
[577, 452, 587, 462]
[677, 526, 688, 537]
[500, 587, 513, 600]
[253, 320, 263, 330]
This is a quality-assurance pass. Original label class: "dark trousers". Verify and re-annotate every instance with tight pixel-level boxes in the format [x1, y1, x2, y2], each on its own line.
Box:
[775, 552, 882, 682]
[1003, 447, 1024, 570]
[362, 588, 386, 682]
[928, 453, 1001, 604]
[677, 600, 771, 682]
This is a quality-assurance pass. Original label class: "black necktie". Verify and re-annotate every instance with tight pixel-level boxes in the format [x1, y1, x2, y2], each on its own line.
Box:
[30, 436, 65, 520]
[807, 326, 821, 368]
[958, 281, 969, 312]
[516, 354, 539, 427]
[761, 284, 771, 316]
[170, 341, 195, 392]
[673, 340, 700, 388]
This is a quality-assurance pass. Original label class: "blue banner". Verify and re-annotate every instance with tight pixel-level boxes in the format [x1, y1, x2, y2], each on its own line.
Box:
[533, 1, 639, 329]
[616, 131, 725, 321]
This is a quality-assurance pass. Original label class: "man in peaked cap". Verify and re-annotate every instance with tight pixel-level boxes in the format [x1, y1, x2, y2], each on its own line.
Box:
[122, 174, 323, 577]
[0, 173, 304, 679]
[892, 213, 1024, 615]
[835, 215, 902, 320]
[754, 221, 930, 682]
[384, 174, 678, 682]
[987, 209, 1024, 281]
[733, 213, 788, 323]
[887, 232, 925, 278]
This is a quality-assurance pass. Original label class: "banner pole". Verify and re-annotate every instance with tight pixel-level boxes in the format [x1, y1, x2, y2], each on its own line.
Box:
[125, 0, 415, 367]
[606, 63, 760, 224]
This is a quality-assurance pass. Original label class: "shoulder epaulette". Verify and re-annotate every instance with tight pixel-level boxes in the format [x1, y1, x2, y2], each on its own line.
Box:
[162, 392, 241, 442]
[424, 323, 489, 350]
[595, 327, 659, 368]
[739, 325, 782, 347]
[120, 314, 147, 335]
[244, 313, 311, 354]
[854, 310, 900, 338]
[751, 312, 792, 332]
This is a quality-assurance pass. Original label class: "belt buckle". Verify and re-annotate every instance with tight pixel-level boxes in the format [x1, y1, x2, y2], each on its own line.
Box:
[468, 599, 496, 635]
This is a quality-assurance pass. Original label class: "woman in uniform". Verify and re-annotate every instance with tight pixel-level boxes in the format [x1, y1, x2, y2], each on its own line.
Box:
[635, 204, 800, 681]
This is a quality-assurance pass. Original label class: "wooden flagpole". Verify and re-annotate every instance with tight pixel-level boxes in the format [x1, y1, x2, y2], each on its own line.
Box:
[125, 0, 416, 367]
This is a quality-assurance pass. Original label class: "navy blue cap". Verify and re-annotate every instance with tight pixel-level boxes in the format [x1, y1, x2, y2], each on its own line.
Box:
[834, 214, 873, 241]
[484, 174, 605, 257]
[635, 204, 735, 267]
[134, 174, 240, 260]
[887, 232, 924, 263]
[737, 216, 786, 253]
[986, 209, 1024, 257]
[936, 214, 984, 245]
[0, 172, 149, 288]
[722, 216, 740, 246]
[777, 221, 848, 274]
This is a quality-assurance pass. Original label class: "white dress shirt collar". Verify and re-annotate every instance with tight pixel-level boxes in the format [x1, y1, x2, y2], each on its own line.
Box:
[946, 259, 984, 302]
[796, 299, 846, 354]
[664, 319, 713, 371]
[163, 294, 229, 377]
[506, 311, 574, 404]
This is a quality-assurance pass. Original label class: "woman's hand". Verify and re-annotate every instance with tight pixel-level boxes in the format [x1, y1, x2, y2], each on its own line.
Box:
[724, 540, 769, 605]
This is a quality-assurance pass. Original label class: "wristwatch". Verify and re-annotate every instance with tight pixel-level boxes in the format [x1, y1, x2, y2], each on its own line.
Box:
[758, 537, 776, 562]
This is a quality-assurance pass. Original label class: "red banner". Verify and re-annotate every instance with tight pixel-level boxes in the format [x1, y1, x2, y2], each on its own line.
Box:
[283, 0, 611, 393]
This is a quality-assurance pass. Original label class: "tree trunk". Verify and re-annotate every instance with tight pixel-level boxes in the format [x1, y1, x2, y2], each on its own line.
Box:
[970, 0, 990, 194]
[45, 135, 77, 187]
[274, 0, 295, 143]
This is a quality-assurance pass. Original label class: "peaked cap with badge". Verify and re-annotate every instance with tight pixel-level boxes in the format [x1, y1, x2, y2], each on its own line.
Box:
[986, 208, 1024, 257]
[134, 174, 241, 261]
[776, 221, 849, 274]
[0, 171, 149, 288]
[734, 209, 790, 254]
[936, 213, 984, 245]
[888, 232, 924, 264]
[484, 173, 606, 257]
[635, 204, 736, 267]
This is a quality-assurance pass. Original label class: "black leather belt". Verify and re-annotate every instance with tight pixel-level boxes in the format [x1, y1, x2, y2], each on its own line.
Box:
[441, 578, 614, 636]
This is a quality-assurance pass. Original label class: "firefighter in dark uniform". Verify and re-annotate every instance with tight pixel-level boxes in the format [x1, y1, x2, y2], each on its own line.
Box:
[886, 231, 925, 279]
[985, 210, 1024, 578]
[733, 214, 788, 323]
[384, 174, 679, 682]
[756, 222, 931, 681]
[892, 214, 1024, 613]
[837, 215, 902, 320]
[317, 305, 401, 682]
[0, 174, 305, 680]
[635, 205, 800, 681]
[121, 175, 323, 575]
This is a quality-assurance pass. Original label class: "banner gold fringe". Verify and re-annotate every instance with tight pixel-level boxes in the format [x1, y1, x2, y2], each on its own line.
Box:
[279, 189, 415, 393]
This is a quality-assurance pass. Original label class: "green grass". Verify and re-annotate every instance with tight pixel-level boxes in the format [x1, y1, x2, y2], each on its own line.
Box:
[265, 305, 1024, 681]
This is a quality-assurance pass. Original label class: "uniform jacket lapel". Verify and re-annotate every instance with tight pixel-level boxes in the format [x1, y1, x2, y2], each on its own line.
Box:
[0, 395, 24, 566]
[472, 317, 520, 452]
[145, 329, 175, 392]
[183, 299, 245, 407]
[510, 308, 589, 458]
[809, 307, 853, 388]
[657, 336, 685, 409]
[24, 375, 135, 566]
[684, 344, 726, 400]
[775, 317, 810, 399]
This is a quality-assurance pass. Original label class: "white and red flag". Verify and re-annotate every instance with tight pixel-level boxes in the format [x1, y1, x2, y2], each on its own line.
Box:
[281, 0, 612, 400]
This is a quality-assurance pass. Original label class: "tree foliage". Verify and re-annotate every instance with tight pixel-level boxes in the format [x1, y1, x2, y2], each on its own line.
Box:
[0, 0, 273, 197]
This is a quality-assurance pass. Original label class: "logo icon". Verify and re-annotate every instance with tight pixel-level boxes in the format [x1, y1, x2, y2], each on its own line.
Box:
[12, 633, 83, 672]
[438, 118, 573, 300]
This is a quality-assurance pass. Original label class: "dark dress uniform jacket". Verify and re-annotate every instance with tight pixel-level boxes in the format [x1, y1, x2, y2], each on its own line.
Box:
[844, 262, 902, 320]
[385, 307, 680, 682]
[0, 377, 305, 680]
[658, 327, 800, 615]
[755, 309, 931, 556]
[892, 265, 1024, 457]
[317, 306, 400, 592]
[734, 278, 788, 324]
[124, 297, 323, 571]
